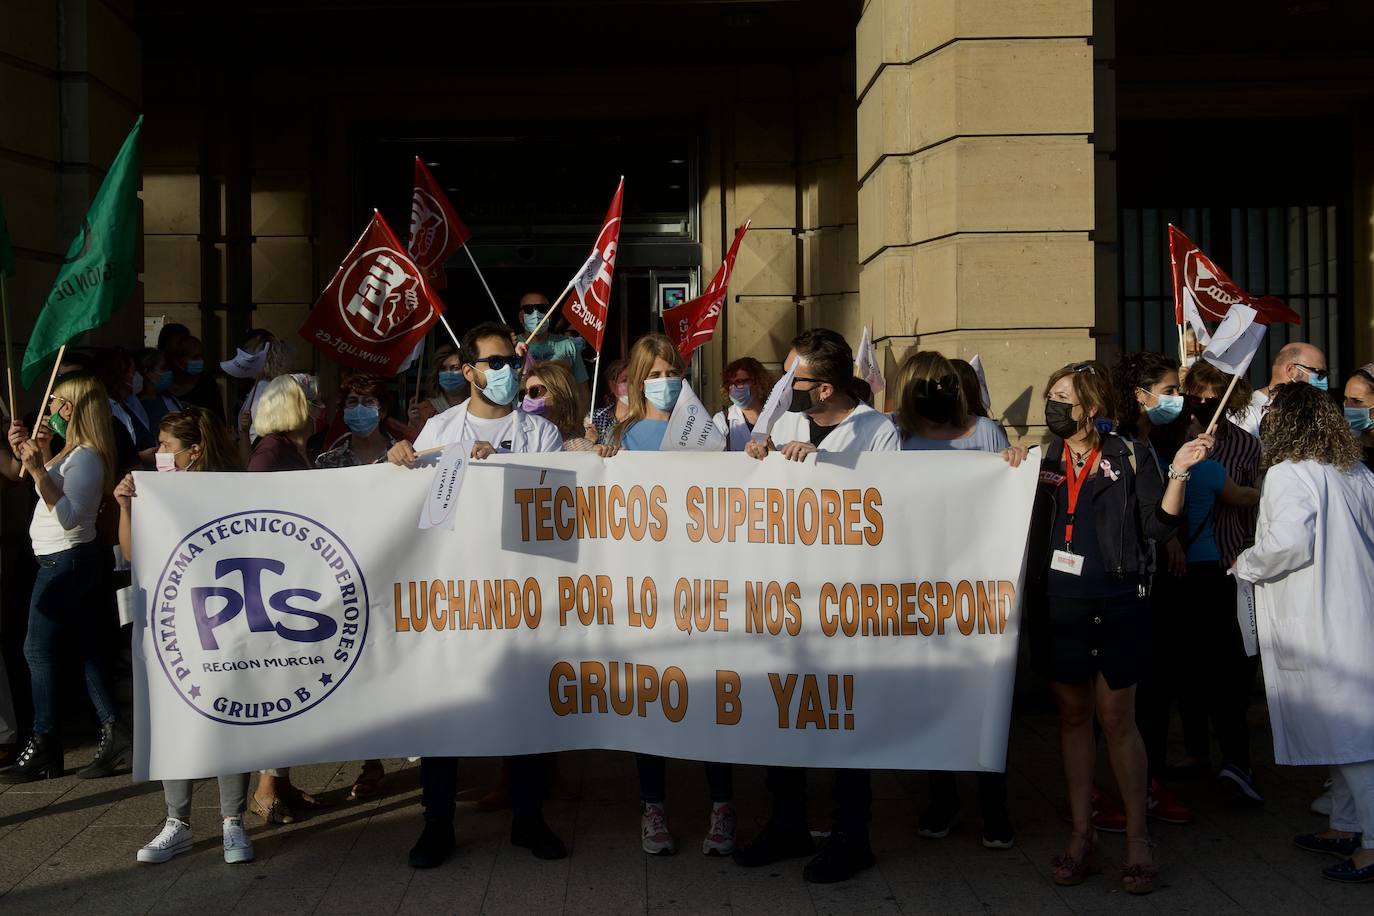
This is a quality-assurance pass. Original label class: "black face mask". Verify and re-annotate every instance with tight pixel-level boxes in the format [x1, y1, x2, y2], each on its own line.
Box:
[1044, 399, 1081, 439]
[787, 384, 816, 413]
[1189, 398, 1221, 427]
[912, 394, 957, 425]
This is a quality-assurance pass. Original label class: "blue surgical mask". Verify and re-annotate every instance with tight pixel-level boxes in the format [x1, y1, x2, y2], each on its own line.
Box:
[185, 359, 204, 376]
[1307, 372, 1329, 392]
[644, 376, 683, 412]
[728, 384, 751, 408]
[1142, 390, 1183, 425]
[438, 369, 467, 393]
[480, 364, 518, 406]
[155, 369, 173, 393]
[1346, 406, 1373, 432]
[343, 404, 380, 436]
[522, 310, 545, 335]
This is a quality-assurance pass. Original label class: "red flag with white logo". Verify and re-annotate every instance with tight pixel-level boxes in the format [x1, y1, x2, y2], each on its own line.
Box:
[409, 158, 471, 290]
[300, 211, 445, 376]
[1168, 225, 1300, 330]
[561, 178, 623, 353]
[663, 221, 750, 358]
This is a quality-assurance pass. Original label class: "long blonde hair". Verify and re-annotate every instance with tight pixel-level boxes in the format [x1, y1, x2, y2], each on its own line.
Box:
[610, 334, 684, 448]
[51, 374, 118, 491]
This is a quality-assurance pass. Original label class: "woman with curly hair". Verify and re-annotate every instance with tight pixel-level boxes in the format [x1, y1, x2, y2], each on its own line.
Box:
[1232, 382, 1374, 885]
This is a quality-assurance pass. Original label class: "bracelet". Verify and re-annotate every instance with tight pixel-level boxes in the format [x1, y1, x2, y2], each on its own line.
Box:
[1167, 463, 1190, 481]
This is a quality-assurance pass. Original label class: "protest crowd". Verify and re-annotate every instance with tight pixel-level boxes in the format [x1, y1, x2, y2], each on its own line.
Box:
[0, 150, 1372, 900]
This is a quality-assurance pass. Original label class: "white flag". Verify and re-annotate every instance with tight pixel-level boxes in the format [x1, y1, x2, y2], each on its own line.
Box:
[969, 354, 992, 416]
[1181, 287, 1213, 348]
[752, 362, 798, 442]
[855, 326, 884, 393]
[571, 250, 603, 300]
[397, 338, 424, 375]
[419, 444, 470, 531]
[1201, 303, 1266, 376]
[660, 381, 726, 451]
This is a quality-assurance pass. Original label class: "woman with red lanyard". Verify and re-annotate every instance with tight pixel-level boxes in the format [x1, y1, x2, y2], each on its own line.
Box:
[1026, 361, 1212, 895]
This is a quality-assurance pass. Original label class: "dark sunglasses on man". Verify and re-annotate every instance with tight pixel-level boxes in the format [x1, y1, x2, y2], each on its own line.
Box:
[470, 355, 523, 372]
[1293, 362, 1327, 381]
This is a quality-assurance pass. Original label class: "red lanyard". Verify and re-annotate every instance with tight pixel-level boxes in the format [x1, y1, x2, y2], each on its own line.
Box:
[1063, 448, 1099, 550]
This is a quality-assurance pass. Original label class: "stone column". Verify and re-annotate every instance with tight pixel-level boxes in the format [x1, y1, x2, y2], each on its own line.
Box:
[855, 0, 1106, 438]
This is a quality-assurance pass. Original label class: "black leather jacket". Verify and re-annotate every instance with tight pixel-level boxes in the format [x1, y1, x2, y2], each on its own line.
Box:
[1027, 433, 1181, 588]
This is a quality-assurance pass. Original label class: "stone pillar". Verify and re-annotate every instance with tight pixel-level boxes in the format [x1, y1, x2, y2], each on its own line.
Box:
[855, 0, 1103, 439]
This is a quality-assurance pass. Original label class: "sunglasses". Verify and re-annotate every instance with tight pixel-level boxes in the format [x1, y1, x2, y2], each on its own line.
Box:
[472, 355, 523, 372]
[1069, 361, 1096, 374]
[518, 384, 548, 400]
[1293, 363, 1327, 381]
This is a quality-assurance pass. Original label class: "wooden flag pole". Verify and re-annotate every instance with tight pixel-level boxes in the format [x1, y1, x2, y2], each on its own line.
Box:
[1205, 370, 1244, 436]
[21, 343, 66, 479]
[461, 245, 506, 325]
[1177, 324, 1186, 366]
[0, 274, 15, 422]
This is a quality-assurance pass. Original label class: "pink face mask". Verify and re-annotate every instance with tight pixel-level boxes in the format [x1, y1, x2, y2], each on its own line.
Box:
[155, 450, 183, 473]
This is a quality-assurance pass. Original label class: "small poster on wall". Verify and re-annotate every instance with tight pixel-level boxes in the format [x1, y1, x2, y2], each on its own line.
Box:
[657, 282, 689, 314]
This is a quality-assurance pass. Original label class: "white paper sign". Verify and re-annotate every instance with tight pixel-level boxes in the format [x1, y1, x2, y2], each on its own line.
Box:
[1236, 577, 1258, 658]
[660, 381, 725, 451]
[752, 362, 798, 442]
[130, 450, 1038, 780]
[419, 445, 469, 530]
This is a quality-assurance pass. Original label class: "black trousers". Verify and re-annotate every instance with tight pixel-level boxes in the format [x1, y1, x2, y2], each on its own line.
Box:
[635, 754, 733, 805]
[421, 754, 546, 821]
[764, 766, 871, 838]
[927, 771, 1008, 819]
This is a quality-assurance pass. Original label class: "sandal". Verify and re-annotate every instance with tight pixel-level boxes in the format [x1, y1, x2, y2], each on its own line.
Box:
[349, 761, 386, 800]
[250, 794, 297, 824]
[1050, 830, 1101, 886]
[1121, 835, 1158, 895]
[284, 787, 329, 810]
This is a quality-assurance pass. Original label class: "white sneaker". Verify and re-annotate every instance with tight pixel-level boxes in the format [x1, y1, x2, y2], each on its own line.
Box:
[641, 802, 675, 855]
[137, 818, 193, 863]
[223, 816, 254, 864]
[702, 802, 736, 856]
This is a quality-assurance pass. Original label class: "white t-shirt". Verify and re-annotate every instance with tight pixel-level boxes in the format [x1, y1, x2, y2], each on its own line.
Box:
[1231, 389, 1269, 441]
[414, 403, 563, 454]
[29, 447, 104, 555]
[768, 402, 899, 454]
[900, 416, 1010, 453]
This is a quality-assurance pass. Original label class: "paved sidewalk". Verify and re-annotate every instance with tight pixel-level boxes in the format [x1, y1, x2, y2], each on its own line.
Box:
[0, 713, 1367, 915]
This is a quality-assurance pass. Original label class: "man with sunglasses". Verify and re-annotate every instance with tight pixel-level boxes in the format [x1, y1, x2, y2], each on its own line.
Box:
[518, 291, 591, 410]
[386, 321, 566, 868]
[1232, 342, 1327, 441]
[388, 321, 563, 465]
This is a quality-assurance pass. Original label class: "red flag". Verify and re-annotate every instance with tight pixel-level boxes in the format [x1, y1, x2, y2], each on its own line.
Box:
[663, 221, 750, 358]
[300, 211, 445, 376]
[561, 178, 623, 352]
[1168, 225, 1299, 326]
[408, 158, 471, 290]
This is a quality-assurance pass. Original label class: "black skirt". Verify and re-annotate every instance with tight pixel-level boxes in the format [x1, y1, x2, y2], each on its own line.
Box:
[1035, 590, 1149, 690]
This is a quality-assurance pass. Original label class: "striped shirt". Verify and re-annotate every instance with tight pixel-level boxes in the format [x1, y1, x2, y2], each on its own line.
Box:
[1208, 421, 1262, 566]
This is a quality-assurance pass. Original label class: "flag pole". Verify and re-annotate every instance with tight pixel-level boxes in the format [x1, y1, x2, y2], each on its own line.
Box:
[21, 343, 66, 480]
[1205, 371, 1244, 436]
[437, 313, 463, 350]
[414, 344, 425, 404]
[1177, 324, 1186, 366]
[1, 274, 15, 421]
[586, 353, 602, 426]
[462, 245, 506, 325]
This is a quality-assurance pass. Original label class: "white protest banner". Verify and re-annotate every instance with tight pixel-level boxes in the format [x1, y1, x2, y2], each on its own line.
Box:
[661, 381, 725, 451]
[130, 451, 1038, 781]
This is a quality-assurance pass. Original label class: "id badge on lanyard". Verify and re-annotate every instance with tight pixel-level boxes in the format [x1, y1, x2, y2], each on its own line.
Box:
[1051, 448, 1099, 577]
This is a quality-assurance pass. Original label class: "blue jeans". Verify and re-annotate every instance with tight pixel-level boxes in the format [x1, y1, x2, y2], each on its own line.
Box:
[24, 542, 118, 735]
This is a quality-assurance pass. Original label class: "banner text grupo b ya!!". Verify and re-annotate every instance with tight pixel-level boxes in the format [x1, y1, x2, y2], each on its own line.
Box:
[131, 451, 1038, 780]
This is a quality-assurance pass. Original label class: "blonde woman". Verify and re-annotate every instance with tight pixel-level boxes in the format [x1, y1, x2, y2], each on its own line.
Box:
[0, 375, 126, 783]
[522, 361, 596, 451]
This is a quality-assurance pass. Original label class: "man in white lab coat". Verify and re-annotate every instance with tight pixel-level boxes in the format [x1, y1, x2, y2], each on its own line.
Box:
[1232, 383, 1374, 884]
[1231, 342, 1327, 440]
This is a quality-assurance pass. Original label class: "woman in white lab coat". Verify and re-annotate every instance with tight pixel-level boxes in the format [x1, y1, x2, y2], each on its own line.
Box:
[711, 357, 773, 451]
[1232, 382, 1374, 884]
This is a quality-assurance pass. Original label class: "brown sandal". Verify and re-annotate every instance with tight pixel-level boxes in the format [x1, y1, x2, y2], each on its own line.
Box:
[250, 794, 297, 824]
[349, 761, 386, 800]
[1051, 830, 1101, 886]
[1121, 836, 1158, 895]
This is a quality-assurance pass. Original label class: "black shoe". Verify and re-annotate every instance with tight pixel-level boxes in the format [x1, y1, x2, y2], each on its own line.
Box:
[1294, 832, 1363, 858]
[980, 807, 1016, 850]
[0, 734, 64, 784]
[408, 819, 455, 869]
[732, 819, 814, 867]
[76, 721, 131, 779]
[917, 802, 959, 839]
[511, 814, 567, 860]
[802, 830, 876, 884]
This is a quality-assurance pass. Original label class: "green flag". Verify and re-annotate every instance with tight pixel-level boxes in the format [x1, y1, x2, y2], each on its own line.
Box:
[21, 115, 142, 387]
[0, 197, 15, 278]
